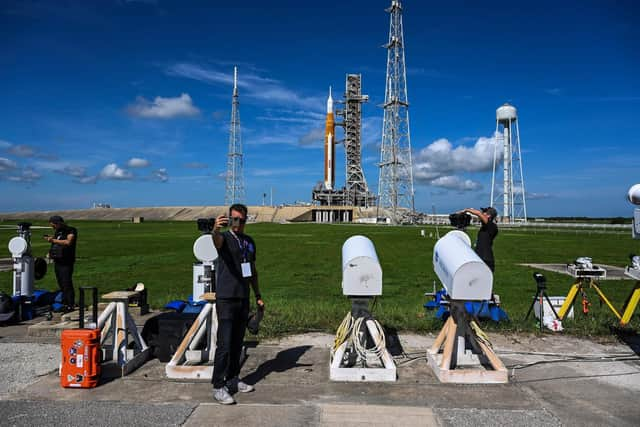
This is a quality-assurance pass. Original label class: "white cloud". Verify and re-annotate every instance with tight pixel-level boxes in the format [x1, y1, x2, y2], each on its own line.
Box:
[55, 165, 87, 177]
[527, 192, 552, 200]
[412, 135, 500, 192]
[166, 62, 278, 88]
[413, 136, 500, 182]
[151, 168, 168, 182]
[298, 127, 324, 146]
[7, 168, 41, 183]
[127, 157, 150, 168]
[0, 157, 18, 172]
[127, 93, 200, 119]
[362, 116, 383, 149]
[430, 176, 482, 191]
[8, 144, 36, 157]
[100, 163, 133, 180]
[1, 140, 55, 160]
[75, 175, 98, 184]
[166, 63, 321, 110]
[250, 167, 312, 177]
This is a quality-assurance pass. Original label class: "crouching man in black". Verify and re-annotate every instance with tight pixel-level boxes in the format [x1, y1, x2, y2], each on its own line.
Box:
[210, 204, 264, 405]
[45, 215, 77, 312]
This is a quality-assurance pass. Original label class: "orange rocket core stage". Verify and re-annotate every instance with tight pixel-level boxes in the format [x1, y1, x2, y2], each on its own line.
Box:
[324, 87, 335, 190]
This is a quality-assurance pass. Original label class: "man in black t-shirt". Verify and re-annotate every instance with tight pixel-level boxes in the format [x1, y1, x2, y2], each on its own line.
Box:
[462, 207, 499, 272]
[45, 215, 77, 311]
[210, 204, 264, 405]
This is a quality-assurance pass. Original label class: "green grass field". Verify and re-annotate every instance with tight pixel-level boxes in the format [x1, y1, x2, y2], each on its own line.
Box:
[1, 220, 638, 336]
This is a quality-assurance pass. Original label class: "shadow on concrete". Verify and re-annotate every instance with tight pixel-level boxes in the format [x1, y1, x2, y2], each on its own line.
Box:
[611, 326, 640, 356]
[242, 345, 312, 385]
[384, 326, 405, 357]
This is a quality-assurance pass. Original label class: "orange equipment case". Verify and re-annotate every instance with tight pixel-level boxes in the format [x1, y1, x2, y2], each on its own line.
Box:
[60, 287, 101, 388]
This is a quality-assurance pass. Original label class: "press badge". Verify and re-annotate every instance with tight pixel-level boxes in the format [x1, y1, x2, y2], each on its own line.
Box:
[241, 262, 252, 278]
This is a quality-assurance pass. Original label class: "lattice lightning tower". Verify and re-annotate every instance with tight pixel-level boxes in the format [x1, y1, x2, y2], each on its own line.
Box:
[378, 0, 415, 222]
[225, 66, 245, 205]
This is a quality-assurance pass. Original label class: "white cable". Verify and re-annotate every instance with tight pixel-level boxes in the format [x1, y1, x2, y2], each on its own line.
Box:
[351, 316, 386, 362]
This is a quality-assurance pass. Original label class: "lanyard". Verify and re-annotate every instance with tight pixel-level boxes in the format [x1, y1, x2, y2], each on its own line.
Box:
[229, 230, 248, 262]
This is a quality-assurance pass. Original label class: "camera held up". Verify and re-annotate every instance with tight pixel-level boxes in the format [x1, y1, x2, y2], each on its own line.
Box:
[196, 218, 215, 234]
[449, 212, 471, 230]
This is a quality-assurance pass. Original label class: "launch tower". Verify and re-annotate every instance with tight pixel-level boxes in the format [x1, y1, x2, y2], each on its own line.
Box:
[341, 74, 376, 207]
[312, 74, 376, 208]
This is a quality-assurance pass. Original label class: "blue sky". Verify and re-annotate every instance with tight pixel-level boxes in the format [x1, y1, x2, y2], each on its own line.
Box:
[1, 0, 638, 216]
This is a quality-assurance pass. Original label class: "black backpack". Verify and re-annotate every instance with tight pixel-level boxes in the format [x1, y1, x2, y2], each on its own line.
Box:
[0, 292, 17, 325]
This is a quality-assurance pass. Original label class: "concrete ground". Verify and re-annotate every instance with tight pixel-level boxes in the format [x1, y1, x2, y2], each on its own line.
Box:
[1, 325, 639, 427]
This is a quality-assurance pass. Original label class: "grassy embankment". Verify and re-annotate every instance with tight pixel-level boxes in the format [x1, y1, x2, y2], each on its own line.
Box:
[1, 220, 638, 336]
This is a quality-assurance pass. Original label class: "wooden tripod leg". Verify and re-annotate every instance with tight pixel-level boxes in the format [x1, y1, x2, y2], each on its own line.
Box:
[475, 337, 506, 372]
[430, 316, 452, 354]
[440, 316, 457, 370]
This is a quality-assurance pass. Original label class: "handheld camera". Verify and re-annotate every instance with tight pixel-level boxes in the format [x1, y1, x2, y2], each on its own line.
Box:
[449, 212, 471, 230]
[196, 218, 215, 234]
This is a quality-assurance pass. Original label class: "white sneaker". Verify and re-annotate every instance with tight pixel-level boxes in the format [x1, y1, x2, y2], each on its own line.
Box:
[213, 387, 235, 404]
[228, 377, 255, 393]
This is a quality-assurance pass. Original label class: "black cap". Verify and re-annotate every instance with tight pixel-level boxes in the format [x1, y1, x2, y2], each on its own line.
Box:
[482, 207, 498, 220]
[48, 215, 64, 225]
[0, 292, 16, 322]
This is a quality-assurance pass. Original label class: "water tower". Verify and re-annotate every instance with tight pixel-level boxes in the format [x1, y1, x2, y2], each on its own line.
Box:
[490, 103, 527, 223]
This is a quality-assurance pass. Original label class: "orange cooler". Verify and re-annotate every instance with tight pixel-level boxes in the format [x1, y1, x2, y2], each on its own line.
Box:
[60, 287, 101, 388]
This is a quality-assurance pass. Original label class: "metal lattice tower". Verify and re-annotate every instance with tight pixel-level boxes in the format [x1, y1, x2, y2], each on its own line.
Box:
[378, 0, 415, 222]
[490, 103, 527, 223]
[225, 66, 245, 205]
[339, 74, 375, 207]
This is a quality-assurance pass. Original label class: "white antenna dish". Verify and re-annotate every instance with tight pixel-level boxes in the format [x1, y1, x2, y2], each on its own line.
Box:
[193, 235, 218, 263]
[8, 236, 28, 257]
[629, 184, 640, 205]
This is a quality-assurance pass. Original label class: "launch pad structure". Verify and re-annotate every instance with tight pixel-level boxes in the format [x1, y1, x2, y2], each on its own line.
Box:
[312, 74, 377, 209]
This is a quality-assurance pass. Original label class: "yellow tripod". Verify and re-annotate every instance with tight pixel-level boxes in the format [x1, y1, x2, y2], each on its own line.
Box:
[558, 277, 640, 326]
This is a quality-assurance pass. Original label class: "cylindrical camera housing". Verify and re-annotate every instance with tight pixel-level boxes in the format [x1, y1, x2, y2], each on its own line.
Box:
[341, 235, 382, 296]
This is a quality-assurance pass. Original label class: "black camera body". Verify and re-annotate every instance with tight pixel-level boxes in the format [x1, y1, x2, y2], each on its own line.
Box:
[449, 212, 471, 230]
[533, 272, 546, 289]
[197, 218, 215, 234]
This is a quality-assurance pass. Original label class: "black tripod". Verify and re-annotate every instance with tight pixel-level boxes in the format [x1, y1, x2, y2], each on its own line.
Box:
[525, 272, 560, 330]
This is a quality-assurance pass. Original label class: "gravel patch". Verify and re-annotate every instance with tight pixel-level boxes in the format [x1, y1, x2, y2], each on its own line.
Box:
[0, 400, 196, 427]
[0, 343, 59, 396]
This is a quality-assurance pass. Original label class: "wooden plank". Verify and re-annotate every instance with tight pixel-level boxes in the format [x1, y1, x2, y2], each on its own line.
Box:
[365, 319, 396, 372]
[165, 364, 213, 380]
[440, 317, 456, 370]
[430, 316, 451, 354]
[475, 338, 506, 372]
[330, 366, 396, 382]
[199, 292, 217, 302]
[102, 291, 139, 301]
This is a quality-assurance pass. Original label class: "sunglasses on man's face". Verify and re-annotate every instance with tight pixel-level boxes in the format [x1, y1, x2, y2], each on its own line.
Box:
[231, 216, 246, 224]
